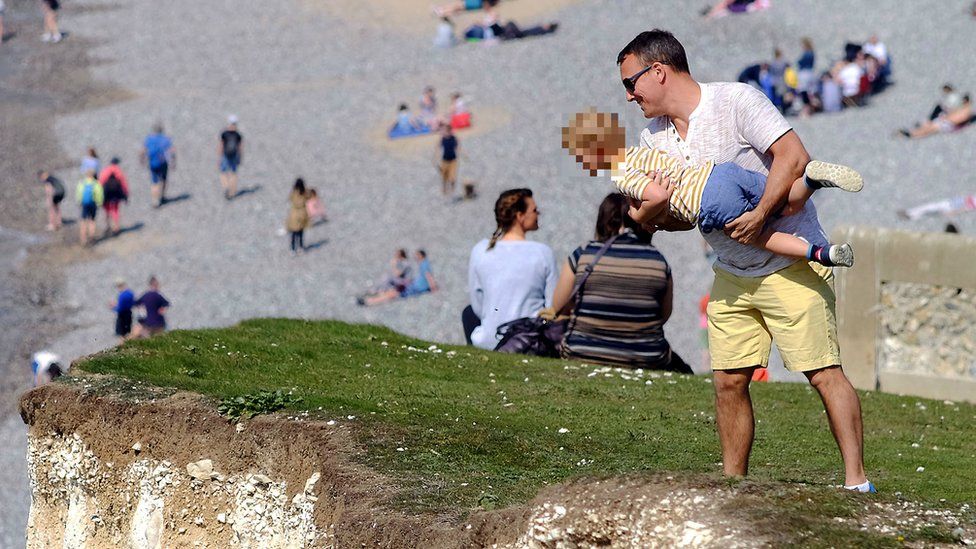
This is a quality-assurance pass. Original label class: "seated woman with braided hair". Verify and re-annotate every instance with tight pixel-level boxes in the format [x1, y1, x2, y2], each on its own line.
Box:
[463, 188, 559, 349]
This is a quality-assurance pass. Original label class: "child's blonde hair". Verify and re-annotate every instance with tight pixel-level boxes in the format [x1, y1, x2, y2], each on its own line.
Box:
[561, 109, 626, 176]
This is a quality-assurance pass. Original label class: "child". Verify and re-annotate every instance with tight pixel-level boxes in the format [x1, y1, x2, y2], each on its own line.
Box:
[31, 351, 65, 386]
[305, 188, 327, 223]
[562, 110, 862, 267]
[75, 170, 103, 247]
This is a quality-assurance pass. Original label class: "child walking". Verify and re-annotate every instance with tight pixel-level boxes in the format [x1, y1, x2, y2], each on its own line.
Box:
[562, 110, 862, 267]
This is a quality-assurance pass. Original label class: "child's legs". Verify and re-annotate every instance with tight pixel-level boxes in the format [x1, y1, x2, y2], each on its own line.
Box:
[754, 228, 813, 261]
[784, 175, 815, 216]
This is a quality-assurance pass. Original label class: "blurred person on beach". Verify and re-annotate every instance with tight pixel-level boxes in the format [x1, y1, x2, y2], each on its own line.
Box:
[31, 351, 65, 386]
[98, 157, 129, 235]
[930, 84, 964, 121]
[80, 147, 100, 177]
[463, 188, 558, 348]
[548, 193, 692, 373]
[436, 125, 460, 197]
[420, 86, 439, 128]
[219, 115, 243, 200]
[361, 250, 438, 306]
[142, 123, 175, 207]
[391, 104, 427, 134]
[796, 37, 817, 117]
[306, 188, 327, 224]
[0, 1, 5, 45]
[433, 16, 458, 48]
[75, 169, 102, 246]
[39, 0, 62, 43]
[617, 29, 871, 492]
[38, 170, 65, 231]
[433, 0, 498, 18]
[898, 194, 976, 221]
[357, 248, 412, 305]
[702, 0, 770, 18]
[898, 94, 973, 139]
[286, 178, 309, 255]
[109, 278, 134, 342]
[132, 276, 169, 338]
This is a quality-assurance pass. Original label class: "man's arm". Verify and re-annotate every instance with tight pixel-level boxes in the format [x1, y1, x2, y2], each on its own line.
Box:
[724, 130, 810, 243]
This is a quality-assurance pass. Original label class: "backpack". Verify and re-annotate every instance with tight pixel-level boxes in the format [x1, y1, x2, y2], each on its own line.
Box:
[81, 182, 96, 206]
[103, 174, 125, 201]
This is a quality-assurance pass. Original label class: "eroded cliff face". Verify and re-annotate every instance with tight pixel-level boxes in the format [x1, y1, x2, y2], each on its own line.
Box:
[20, 382, 765, 548]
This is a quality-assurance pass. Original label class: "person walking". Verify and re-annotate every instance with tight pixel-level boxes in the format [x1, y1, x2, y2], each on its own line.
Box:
[286, 178, 309, 254]
[80, 147, 100, 178]
[436, 125, 460, 197]
[38, 170, 65, 231]
[219, 115, 243, 200]
[39, 0, 62, 43]
[617, 29, 872, 492]
[75, 170, 103, 246]
[109, 278, 134, 341]
[98, 157, 129, 235]
[132, 276, 169, 338]
[463, 188, 558, 349]
[142, 123, 175, 207]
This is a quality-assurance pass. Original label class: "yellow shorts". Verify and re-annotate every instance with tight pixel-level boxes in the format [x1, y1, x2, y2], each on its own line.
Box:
[707, 260, 841, 372]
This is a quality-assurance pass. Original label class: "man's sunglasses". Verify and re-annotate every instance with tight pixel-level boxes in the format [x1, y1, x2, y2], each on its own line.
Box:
[622, 65, 654, 94]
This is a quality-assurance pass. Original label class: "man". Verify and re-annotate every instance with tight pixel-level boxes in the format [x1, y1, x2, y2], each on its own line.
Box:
[437, 125, 460, 197]
[132, 276, 170, 338]
[219, 115, 243, 200]
[617, 30, 873, 492]
[142, 123, 175, 207]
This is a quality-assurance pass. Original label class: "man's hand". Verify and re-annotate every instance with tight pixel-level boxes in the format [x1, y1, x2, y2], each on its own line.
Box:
[724, 208, 767, 244]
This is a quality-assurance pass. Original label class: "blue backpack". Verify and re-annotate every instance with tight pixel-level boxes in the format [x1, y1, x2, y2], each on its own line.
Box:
[81, 182, 96, 205]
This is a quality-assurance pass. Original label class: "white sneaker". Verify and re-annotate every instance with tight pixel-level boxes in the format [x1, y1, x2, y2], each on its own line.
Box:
[828, 243, 855, 267]
[50, 32, 63, 43]
[41, 32, 52, 42]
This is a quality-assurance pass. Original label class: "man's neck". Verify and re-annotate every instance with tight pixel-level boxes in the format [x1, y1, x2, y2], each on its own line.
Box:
[665, 78, 702, 139]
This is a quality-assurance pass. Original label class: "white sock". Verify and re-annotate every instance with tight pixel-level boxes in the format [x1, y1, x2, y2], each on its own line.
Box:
[844, 480, 872, 492]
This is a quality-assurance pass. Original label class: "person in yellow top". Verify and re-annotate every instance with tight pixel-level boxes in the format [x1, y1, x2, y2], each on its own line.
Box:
[75, 170, 103, 246]
[562, 110, 863, 267]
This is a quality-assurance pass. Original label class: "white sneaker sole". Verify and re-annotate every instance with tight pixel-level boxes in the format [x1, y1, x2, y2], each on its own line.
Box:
[829, 243, 855, 267]
[806, 161, 863, 192]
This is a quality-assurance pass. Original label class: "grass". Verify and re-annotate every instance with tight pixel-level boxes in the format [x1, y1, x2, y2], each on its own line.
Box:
[77, 319, 975, 538]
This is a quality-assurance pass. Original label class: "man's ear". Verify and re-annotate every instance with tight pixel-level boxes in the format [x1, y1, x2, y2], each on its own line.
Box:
[653, 62, 667, 83]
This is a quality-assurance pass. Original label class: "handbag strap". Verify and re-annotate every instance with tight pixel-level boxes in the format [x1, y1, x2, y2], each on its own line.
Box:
[567, 232, 622, 303]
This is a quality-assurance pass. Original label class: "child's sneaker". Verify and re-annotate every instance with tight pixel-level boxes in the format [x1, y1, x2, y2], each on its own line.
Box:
[805, 161, 863, 192]
[828, 243, 855, 267]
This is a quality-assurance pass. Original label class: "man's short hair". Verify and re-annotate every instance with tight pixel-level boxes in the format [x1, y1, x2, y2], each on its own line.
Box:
[617, 29, 690, 74]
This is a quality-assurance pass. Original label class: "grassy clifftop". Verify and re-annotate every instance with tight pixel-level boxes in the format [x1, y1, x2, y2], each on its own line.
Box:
[77, 319, 974, 527]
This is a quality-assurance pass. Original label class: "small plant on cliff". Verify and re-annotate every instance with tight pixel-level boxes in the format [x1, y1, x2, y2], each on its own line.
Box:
[217, 389, 301, 422]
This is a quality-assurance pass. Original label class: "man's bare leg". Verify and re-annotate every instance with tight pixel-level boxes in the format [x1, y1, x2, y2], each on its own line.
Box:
[228, 172, 238, 198]
[713, 367, 757, 476]
[805, 365, 867, 486]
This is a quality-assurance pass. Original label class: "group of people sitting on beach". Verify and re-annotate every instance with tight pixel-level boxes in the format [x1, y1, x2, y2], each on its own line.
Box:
[432, 0, 558, 48]
[357, 248, 438, 306]
[738, 35, 891, 118]
[390, 87, 471, 138]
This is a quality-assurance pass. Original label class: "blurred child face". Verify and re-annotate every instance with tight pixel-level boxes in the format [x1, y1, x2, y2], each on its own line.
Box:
[573, 124, 626, 175]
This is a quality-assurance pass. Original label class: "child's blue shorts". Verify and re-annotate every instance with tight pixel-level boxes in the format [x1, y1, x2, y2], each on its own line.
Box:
[697, 162, 767, 233]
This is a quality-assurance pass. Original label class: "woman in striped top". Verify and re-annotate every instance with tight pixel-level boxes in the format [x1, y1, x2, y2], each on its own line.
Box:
[561, 110, 863, 267]
[551, 194, 691, 372]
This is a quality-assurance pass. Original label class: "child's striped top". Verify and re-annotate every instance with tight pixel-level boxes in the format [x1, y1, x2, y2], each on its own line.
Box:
[610, 146, 714, 225]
